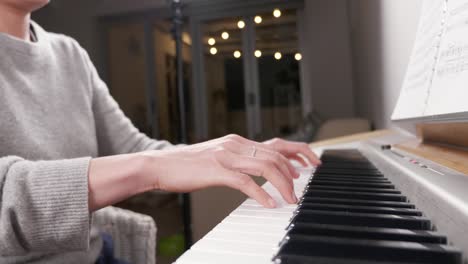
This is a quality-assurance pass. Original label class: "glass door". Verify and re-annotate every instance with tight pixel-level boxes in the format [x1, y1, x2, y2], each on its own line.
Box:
[192, 3, 304, 141]
[201, 17, 248, 138]
[254, 8, 303, 140]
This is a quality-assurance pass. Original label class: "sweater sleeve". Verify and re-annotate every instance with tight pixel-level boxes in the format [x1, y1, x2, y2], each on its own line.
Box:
[81, 49, 175, 156]
[0, 156, 91, 255]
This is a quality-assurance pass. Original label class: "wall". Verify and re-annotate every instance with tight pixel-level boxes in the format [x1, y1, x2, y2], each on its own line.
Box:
[298, 0, 356, 119]
[349, 0, 423, 129]
[33, 1, 104, 71]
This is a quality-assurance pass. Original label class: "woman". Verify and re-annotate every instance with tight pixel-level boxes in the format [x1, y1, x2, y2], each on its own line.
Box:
[0, 0, 320, 263]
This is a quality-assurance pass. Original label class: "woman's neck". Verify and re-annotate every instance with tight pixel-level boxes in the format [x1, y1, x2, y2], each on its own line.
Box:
[0, 4, 30, 41]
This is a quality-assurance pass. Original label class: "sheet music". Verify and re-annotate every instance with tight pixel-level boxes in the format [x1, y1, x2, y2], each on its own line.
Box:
[392, 0, 468, 120]
[426, 0, 468, 115]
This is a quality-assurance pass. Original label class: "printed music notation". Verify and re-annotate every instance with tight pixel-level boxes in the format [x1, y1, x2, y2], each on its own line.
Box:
[393, 0, 468, 119]
[392, 0, 447, 119]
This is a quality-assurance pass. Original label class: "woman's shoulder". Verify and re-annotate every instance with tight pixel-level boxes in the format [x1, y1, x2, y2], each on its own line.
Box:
[32, 21, 89, 62]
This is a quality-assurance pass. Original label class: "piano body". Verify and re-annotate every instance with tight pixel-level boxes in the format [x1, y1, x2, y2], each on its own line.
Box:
[177, 0, 468, 263]
[176, 130, 468, 264]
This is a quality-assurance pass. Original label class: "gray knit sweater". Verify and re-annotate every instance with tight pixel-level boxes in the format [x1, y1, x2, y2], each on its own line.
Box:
[0, 22, 172, 263]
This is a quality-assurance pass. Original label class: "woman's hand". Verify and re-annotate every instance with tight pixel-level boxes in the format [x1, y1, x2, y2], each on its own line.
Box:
[88, 134, 320, 211]
[141, 135, 320, 208]
[263, 138, 321, 167]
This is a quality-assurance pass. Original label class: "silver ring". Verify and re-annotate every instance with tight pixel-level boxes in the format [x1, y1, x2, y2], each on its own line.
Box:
[250, 146, 257, 158]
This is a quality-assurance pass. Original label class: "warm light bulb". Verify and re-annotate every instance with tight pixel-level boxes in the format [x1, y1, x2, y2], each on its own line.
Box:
[274, 52, 282, 60]
[210, 47, 218, 55]
[221, 31, 229, 40]
[233, 50, 242, 58]
[237, 20, 245, 29]
[208, 38, 216, 46]
[254, 16, 262, 24]
[273, 9, 282, 18]
[254, 50, 262, 58]
[295, 53, 302, 61]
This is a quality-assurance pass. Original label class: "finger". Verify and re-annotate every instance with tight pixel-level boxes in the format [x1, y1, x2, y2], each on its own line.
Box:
[233, 137, 300, 179]
[224, 172, 277, 208]
[219, 153, 297, 204]
[222, 139, 297, 180]
[288, 155, 308, 168]
[298, 144, 322, 166]
[255, 148, 297, 180]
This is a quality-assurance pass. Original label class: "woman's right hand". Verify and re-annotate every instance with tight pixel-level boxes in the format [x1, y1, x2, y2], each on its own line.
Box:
[142, 134, 305, 208]
[88, 134, 319, 211]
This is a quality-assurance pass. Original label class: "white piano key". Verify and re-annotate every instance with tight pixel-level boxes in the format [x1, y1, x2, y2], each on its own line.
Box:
[222, 215, 289, 226]
[191, 237, 277, 256]
[213, 221, 287, 235]
[204, 229, 284, 244]
[231, 209, 292, 219]
[237, 204, 296, 213]
[242, 198, 298, 208]
[176, 249, 273, 264]
[176, 165, 313, 264]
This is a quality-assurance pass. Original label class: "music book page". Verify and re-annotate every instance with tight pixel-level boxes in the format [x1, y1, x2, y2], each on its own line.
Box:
[392, 0, 468, 120]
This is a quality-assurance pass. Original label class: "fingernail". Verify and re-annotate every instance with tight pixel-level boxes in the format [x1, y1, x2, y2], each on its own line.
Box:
[268, 198, 277, 208]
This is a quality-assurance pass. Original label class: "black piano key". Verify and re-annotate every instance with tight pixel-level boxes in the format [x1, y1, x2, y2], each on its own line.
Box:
[290, 209, 431, 230]
[274, 235, 462, 264]
[271, 254, 405, 264]
[277, 148, 464, 264]
[321, 158, 372, 164]
[298, 203, 422, 216]
[303, 189, 407, 202]
[314, 172, 386, 179]
[311, 176, 392, 183]
[310, 180, 395, 189]
[316, 168, 383, 176]
[305, 185, 401, 194]
[300, 197, 415, 209]
[317, 161, 377, 170]
[286, 223, 447, 244]
[315, 169, 383, 178]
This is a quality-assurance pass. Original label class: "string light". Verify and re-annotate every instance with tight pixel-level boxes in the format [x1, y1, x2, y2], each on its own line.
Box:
[274, 52, 282, 60]
[237, 20, 245, 29]
[295, 53, 302, 61]
[233, 50, 242, 58]
[254, 16, 262, 24]
[254, 50, 262, 58]
[273, 8, 282, 18]
[208, 38, 216, 46]
[221, 31, 229, 40]
[210, 47, 218, 55]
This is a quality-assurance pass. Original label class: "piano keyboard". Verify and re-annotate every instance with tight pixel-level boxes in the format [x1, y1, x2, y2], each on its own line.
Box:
[176, 149, 463, 264]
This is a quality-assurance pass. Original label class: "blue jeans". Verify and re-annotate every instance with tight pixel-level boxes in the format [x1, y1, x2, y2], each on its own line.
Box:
[95, 233, 129, 264]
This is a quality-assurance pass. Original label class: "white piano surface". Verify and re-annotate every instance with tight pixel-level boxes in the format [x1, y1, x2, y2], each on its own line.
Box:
[175, 168, 310, 264]
[176, 143, 359, 264]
